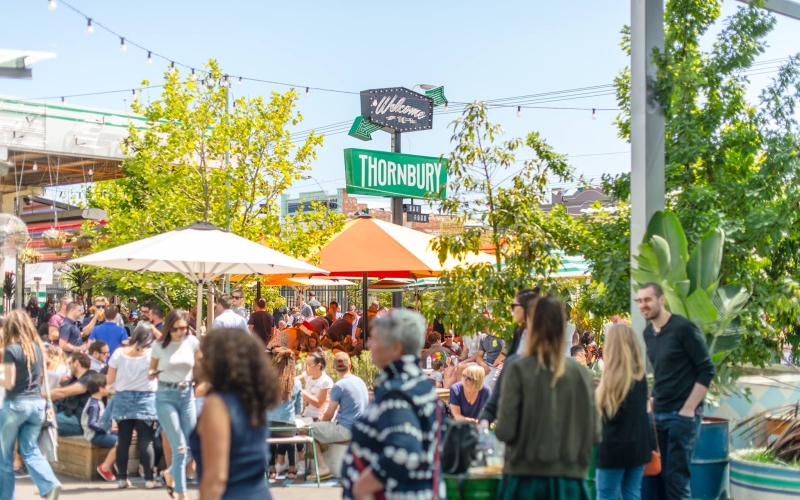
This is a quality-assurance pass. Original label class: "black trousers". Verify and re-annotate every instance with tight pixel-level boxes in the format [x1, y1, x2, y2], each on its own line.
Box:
[117, 419, 156, 480]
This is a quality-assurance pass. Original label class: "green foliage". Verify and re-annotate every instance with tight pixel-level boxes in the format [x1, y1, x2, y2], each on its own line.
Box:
[350, 350, 381, 390]
[3, 273, 14, 301]
[582, 1, 800, 367]
[62, 265, 96, 299]
[424, 102, 574, 338]
[86, 60, 345, 307]
[633, 211, 751, 395]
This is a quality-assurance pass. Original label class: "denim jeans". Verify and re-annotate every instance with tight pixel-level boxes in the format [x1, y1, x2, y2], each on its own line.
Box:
[0, 399, 61, 500]
[156, 385, 196, 494]
[597, 465, 645, 500]
[56, 411, 82, 436]
[642, 411, 702, 500]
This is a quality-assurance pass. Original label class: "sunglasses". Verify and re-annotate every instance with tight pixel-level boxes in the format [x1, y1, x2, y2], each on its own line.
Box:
[444, 335, 454, 338]
[171, 326, 189, 333]
[95, 305, 106, 309]
[462, 375, 474, 383]
[232, 296, 243, 300]
[511, 302, 523, 309]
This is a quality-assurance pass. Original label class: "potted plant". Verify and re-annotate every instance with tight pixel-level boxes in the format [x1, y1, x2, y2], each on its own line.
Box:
[74, 233, 94, 250]
[632, 211, 751, 500]
[18, 247, 44, 264]
[41, 228, 66, 249]
[730, 404, 800, 499]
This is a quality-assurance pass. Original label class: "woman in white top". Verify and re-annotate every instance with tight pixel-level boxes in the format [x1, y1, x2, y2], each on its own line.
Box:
[104, 324, 160, 489]
[296, 351, 333, 473]
[148, 310, 200, 500]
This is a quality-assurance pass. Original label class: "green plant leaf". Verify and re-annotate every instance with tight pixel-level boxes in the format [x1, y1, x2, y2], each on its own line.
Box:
[663, 284, 689, 317]
[684, 287, 718, 326]
[674, 280, 691, 298]
[686, 228, 724, 296]
[647, 211, 689, 266]
[650, 235, 672, 279]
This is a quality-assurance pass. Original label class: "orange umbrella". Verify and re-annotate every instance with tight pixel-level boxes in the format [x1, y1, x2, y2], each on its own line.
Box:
[313, 216, 494, 279]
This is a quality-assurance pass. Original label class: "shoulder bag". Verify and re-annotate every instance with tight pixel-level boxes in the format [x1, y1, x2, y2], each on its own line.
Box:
[39, 365, 59, 462]
[643, 411, 661, 476]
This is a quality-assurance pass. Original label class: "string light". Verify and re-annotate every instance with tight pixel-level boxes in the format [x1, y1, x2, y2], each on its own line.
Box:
[119, 37, 127, 53]
[47, 0, 57, 12]
[305, 87, 309, 98]
[131, 89, 138, 101]
[237, 77, 242, 87]
[592, 108, 596, 120]
[88, 169, 93, 176]
[516, 106, 521, 118]
[147, 51, 152, 65]
[86, 18, 93, 35]
[444, 101, 449, 113]
[190, 69, 196, 81]
[32, 163, 38, 171]
[61, 97, 65, 103]
[170, 61, 176, 74]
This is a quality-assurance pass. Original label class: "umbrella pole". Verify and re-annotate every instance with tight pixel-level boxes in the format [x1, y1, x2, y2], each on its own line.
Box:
[362, 271, 368, 348]
[196, 281, 204, 335]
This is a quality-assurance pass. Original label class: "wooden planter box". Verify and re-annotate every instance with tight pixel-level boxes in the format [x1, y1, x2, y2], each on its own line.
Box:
[731, 457, 800, 500]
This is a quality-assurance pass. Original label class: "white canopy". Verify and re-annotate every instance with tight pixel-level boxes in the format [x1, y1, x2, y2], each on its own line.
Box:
[69, 221, 328, 327]
[69, 221, 326, 279]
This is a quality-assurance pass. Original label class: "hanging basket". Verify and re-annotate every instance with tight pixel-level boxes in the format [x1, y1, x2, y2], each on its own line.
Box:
[75, 236, 94, 250]
[42, 229, 67, 249]
[18, 248, 44, 264]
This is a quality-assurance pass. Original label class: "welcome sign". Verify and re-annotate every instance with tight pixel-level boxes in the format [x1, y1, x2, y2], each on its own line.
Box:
[360, 88, 434, 133]
[344, 148, 448, 199]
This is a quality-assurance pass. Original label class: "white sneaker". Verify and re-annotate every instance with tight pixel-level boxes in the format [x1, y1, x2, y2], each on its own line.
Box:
[275, 461, 289, 477]
[296, 462, 306, 476]
[144, 480, 160, 489]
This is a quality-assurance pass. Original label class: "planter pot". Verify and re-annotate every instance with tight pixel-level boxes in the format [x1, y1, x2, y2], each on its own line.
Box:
[43, 237, 65, 248]
[689, 417, 730, 500]
[75, 238, 93, 250]
[731, 457, 800, 500]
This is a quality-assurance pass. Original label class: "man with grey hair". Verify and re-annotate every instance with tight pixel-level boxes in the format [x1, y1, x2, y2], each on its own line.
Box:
[341, 309, 444, 499]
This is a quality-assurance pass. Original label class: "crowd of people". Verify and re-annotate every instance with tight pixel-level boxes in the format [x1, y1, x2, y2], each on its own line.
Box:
[1, 281, 714, 500]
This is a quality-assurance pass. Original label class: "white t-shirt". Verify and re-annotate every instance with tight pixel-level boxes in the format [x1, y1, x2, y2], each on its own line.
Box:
[302, 372, 334, 419]
[46, 365, 70, 392]
[108, 348, 158, 392]
[151, 335, 200, 384]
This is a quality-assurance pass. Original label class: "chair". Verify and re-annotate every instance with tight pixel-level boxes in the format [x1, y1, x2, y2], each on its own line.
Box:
[267, 420, 320, 487]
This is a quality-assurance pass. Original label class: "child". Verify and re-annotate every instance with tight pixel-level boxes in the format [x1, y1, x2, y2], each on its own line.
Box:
[428, 358, 445, 388]
[81, 373, 118, 482]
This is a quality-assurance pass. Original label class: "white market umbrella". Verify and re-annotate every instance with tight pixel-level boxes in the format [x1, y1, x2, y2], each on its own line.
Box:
[69, 221, 328, 325]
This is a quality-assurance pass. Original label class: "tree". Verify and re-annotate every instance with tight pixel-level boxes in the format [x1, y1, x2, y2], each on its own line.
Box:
[87, 61, 345, 307]
[580, 1, 800, 365]
[425, 102, 574, 338]
[62, 264, 96, 299]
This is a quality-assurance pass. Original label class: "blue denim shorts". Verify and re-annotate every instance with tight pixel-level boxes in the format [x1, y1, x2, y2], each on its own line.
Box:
[91, 432, 118, 448]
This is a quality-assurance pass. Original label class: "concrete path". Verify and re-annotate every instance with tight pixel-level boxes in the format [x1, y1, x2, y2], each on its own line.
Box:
[14, 476, 343, 500]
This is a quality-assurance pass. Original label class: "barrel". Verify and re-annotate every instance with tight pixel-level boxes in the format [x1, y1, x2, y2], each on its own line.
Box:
[443, 474, 501, 500]
[690, 417, 730, 500]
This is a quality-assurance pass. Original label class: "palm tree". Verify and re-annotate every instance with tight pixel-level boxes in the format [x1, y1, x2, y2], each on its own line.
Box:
[63, 265, 96, 300]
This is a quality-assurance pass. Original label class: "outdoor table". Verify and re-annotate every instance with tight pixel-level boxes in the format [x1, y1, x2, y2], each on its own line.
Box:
[444, 469, 501, 500]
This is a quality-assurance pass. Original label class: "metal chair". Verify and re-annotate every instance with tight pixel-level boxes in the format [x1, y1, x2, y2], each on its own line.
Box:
[266, 422, 320, 488]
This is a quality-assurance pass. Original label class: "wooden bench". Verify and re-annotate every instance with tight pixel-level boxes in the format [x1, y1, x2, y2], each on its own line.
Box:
[49, 435, 140, 481]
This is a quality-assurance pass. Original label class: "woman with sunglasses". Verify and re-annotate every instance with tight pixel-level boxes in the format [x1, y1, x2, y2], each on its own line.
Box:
[149, 309, 200, 500]
[495, 294, 600, 499]
[449, 364, 492, 423]
[104, 324, 160, 489]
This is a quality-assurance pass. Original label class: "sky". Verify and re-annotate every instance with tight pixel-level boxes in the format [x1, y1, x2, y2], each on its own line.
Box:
[2, 0, 799, 208]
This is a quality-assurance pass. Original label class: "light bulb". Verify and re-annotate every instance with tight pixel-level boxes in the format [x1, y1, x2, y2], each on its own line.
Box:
[61, 97, 65, 103]
[147, 51, 152, 65]
[132, 89, 138, 101]
[88, 169, 93, 176]
[201, 80, 206, 89]
[237, 77, 242, 87]
[591, 108, 597, 120]
[32, 163, 38, 171]
[47, 0, 57, 12]
[190, 69, 196, 81]
[444, 101, 449, 113]
[86, 19, 93, 35]
[516, 106, 521, 118]
[305, 87, 309, 98]
[170, 62, 176, 74]
[120, 38, 127, 53]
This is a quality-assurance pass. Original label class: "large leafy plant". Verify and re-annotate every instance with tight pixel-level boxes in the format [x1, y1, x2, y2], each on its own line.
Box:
[632, 211, 750, 396]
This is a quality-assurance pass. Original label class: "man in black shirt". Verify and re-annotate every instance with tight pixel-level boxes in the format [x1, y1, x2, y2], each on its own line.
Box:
[327, 312, 355, 343]
[638, 282, 715, 500]
[49, 352, 96, 436]
[248, 297, 275, 345]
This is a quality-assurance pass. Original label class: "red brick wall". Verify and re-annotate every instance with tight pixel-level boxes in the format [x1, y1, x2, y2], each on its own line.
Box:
[341, 191, 451, 234]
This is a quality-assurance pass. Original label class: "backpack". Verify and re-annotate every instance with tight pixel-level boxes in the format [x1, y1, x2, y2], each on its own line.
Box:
[439, 410, 479, 475]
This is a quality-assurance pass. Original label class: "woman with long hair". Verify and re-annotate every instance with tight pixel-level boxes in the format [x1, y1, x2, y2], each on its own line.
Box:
[595, 325, 651, 500]
[190, 328, 277, 500]
[105, 324, 160, 489]
[266, 348, 302, 480]
[149, 309, 200, 500]
[495, 294, 600, 500]
[0, 310, 62, 500]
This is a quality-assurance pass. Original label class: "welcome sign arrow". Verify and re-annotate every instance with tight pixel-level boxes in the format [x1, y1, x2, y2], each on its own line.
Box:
[348, 116, 383, 141]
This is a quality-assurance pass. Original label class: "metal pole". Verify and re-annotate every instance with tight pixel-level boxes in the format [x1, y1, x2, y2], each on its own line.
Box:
[390, 132, 404, 309]
[362, 271, 369, 347]
[14, 194, 24, 310]
[630, 0, 665, 350]
[196, 280, 204, 334]
[224, 75, 232, 294]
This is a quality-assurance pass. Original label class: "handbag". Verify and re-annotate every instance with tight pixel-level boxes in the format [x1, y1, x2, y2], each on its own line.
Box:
[643, 412, 661, 476]
[39, 369, 59, 462]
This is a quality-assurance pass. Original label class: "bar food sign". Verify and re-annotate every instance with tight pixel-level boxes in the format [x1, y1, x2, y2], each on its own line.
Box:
[360, 88, 434, 132]
[344, 148, 447, 199]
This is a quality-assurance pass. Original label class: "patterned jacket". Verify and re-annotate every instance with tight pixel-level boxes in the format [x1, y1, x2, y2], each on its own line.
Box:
[342, 355, 445, 500]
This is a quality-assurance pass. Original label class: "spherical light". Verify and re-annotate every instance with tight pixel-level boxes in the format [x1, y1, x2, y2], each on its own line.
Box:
[88, 169, 94, 176]
[120, 38, 127, 53]
[237, 77, 242, 87]
[591, 108, 597, 120]
[147, 52, 153, 65]
[47, 0, 57, 12]
[516, 106, 521, 118]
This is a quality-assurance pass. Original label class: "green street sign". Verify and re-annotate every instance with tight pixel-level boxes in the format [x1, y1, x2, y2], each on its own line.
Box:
[348, 116, 383, 141]
[425, 86, 448, 107]
[344, 148, 448, 199]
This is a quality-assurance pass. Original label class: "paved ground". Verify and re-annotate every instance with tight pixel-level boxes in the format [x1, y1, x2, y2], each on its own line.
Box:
[14, 476, 343, 499]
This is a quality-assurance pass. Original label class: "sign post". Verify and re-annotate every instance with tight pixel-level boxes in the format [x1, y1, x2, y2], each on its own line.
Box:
[346, 86, 448, 314]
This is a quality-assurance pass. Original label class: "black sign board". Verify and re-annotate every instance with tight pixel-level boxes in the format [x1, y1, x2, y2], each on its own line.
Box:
[407, 212, 429, 223]
[403, 204, 422, 214]
[360, 87, 434, 133]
